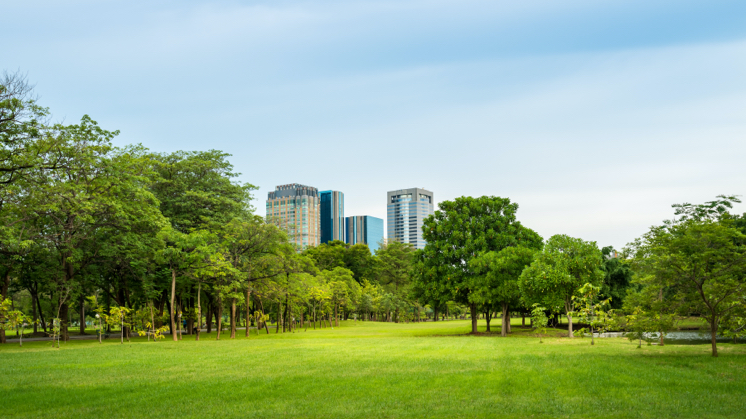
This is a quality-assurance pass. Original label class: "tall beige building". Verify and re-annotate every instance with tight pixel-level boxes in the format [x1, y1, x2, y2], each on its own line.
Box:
[266, 184, 320, 249]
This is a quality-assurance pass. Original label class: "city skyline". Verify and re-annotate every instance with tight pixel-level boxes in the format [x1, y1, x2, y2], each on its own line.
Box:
[4, 1, 745, 250]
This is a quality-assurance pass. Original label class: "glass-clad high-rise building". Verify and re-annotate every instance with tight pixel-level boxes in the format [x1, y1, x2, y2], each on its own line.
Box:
[266, 184, 320, 249]
[320, 190, 344, 244]
[345, 215, 384, 253]
[387, 188, 434, 250]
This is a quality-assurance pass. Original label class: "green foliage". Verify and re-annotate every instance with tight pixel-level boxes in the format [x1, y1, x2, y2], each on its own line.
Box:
[572, 282, 612, 345]
[519, 234, 605, 337]
[150, 150, 256, 232]
[629, 211, 746, 356]
[530, 304, 549, 343]
[600, 246, 632, 309]
[470, 246, 537, 336]
[416, 196, 541, 331]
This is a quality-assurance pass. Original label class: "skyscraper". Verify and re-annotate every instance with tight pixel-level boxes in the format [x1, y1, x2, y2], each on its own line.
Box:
[345, 215, 384, 253]
[387, 188, 434, 250]
[266, 184, 320, 249]
[320, 190, 344, 244]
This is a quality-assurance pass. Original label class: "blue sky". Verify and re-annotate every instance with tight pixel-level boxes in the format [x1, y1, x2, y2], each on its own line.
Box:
[3, 0, 746, 248]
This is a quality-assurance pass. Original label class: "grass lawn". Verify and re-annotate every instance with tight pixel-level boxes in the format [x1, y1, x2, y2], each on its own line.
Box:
[1, 320, 745, 419]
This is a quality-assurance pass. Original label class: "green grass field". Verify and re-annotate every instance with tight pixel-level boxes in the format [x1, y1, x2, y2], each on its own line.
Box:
[1, 320, 745, 419]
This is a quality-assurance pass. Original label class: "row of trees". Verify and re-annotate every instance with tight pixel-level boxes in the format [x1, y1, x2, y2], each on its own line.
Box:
[411, 194, 746, 356]
[0, 72, 437, 345]
[2, 72, 744, 358]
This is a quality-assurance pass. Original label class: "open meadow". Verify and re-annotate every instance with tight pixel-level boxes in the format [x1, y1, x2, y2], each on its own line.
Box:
[1, 320, 745, 419]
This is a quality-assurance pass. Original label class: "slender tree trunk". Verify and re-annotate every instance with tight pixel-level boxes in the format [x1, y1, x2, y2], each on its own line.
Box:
[196, 282, 201, 341]
[276, 303, 282, 334]
[565, 299, 574, 338]
[216, 302, 223, 340]
[170, 268, 178, 342]
[485, 311, 491, 332]
[710, 317, 719, 357]
[36, 294, 47, 333]
[230, 297, 237, 339]
[522, 313, 525, 326]
[507, 311, 511, 333]
[0, 270, 9, 343]
[245, 289, 252, 337]
[501, 303, 509, 337]
[470, 303, 478, 334]
[658, 288, 664, 346]
[79, 295, 86, 335]
[206, 306, 212, 333]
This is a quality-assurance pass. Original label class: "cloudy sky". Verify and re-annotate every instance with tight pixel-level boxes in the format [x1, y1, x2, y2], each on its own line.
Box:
[4, 0, 746, 248]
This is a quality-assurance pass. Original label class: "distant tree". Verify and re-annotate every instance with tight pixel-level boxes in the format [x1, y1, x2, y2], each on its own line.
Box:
[530, 304, 549, 343]
[600, 246, 632, 309]
[631, 219, 746, 357]
[302, 241, 346, 271]
[572, 282, 612, 345]
[470, 246, 539, 336]
[417, 196, 541, 333]
[519, 234, 605, 338]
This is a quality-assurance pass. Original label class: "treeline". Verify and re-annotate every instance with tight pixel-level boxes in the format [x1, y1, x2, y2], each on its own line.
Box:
[411, 195, 746, 357]
[2, 73, 745, 358]
[0, 73, 436, 345]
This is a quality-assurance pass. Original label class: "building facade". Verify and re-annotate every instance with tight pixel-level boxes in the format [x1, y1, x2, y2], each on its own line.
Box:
[387, 188, 434, 250]
[320, 190, 345, 244]
[345, 215, 384, 253]
[266, 184, 320, 249]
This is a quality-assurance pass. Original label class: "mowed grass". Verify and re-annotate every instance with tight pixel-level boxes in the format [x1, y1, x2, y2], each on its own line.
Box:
[1, 320, 745, 419]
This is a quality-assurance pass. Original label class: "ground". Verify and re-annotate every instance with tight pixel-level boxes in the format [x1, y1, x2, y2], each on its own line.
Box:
[1, 320, 745, 418]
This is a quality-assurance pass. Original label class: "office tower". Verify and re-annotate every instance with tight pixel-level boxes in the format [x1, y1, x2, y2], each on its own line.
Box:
[266, 184, 320, 249]
[320, 190, 344, 244]
[387, 188, 434, 250]
[345, 215, 384, 253]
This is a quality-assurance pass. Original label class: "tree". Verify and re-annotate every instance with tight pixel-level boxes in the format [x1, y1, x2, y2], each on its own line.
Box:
[600, 246, 632, 309]
[572, 282, 612, 345]
[0, 71, 59, 187]
[530, 304, 549, 343]
[17, 118, 166, 340]
[519, 234, 605, 338]
[417, 196, 541, 333]
[150, 150, 255, 233]
[470, 246, 539, 336]
[632, 219, 746, 357]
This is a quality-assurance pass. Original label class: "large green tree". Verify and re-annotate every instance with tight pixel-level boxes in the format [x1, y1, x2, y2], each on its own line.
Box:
[519, 234, 605, 338]
[416, 196, 542, 333]
[470, 245, 540, 336]
[631, 219, 746, 357]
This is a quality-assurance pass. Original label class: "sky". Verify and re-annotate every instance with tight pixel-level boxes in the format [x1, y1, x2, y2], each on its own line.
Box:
[3, 0, 746, 249]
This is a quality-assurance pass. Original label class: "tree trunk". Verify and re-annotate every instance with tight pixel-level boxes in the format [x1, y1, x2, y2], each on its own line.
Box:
[78, 295, 86, 335]
[230, 297, 237, 339]
[216, 303, 223, 340]
[522, 313, 525, 326]
[501, 303, 509, 337]
[0, 271, 9, 343]
[470, 303, 478, 334]
[196, 282, 201, 341]
[565, 299, 574, 338]
[710, 318, 718, 357]
[485, 311, 491, 332]
[245, 289, 252, 337]
[335, 304, 339, 327]
[507, 311, 511, 333]
[35, 293, 47, 333]
[206, 306, 212, 333]
[170, 268, 178, 342]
